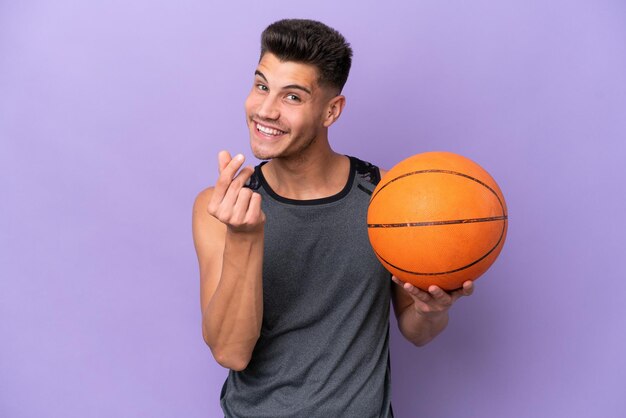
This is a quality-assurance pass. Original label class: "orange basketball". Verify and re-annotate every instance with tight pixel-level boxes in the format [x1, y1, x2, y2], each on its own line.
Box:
[367, 152, 508, 291]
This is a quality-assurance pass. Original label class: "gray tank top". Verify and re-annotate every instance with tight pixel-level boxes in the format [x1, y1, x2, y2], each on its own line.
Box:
[220, 156, 394, 418]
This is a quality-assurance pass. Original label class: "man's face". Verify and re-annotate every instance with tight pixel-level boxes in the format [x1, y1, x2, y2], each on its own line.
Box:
[245, 53, 335, 160]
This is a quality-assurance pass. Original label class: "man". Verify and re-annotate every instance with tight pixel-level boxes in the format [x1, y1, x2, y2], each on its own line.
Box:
[192, 19, 473, 417]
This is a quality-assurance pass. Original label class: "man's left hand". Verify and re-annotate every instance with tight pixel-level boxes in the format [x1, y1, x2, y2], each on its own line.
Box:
[392, 277, 474, 317]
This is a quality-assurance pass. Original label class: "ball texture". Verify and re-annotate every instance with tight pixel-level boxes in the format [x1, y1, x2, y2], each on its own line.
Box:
[367, 152, 508, 290]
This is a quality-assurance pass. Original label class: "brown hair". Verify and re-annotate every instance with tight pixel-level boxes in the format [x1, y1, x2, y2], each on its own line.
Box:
[260, 19, 353, 93]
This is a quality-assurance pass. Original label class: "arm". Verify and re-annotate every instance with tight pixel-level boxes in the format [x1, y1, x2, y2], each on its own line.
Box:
[192, 151, 265, 371]
[391, 278, 473, 346]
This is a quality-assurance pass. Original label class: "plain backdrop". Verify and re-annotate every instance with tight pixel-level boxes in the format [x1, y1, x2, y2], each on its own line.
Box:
[1, 1, 625, 417]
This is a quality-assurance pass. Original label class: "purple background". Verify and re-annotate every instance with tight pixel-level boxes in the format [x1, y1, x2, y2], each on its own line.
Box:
[1, 1, 625, 417]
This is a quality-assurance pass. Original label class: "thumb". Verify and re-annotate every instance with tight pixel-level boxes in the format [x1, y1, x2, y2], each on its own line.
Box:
[217, 150, 232, 174]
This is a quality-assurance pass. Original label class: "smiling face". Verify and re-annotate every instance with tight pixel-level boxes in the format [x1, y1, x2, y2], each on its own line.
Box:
[244, 53, 343, 161]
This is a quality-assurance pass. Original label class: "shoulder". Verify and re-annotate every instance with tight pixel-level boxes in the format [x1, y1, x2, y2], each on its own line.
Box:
[192, 187, 223, 234]
[349, 156, 388, 185]
[193, 187, 214, 214]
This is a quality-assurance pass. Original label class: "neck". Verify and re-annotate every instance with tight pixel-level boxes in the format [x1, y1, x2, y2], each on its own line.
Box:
[262, 147, 350, 201]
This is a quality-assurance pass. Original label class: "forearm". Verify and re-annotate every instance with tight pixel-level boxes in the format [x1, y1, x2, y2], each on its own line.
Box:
[397, 306, 449, 347]
[203, 229, 264, 370]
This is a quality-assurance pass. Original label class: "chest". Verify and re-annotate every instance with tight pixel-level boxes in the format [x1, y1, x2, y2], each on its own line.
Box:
[260, 198, 389, 325]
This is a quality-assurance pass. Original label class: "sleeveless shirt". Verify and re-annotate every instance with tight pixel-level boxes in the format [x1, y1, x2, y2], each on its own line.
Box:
[220, 156, 394, 418]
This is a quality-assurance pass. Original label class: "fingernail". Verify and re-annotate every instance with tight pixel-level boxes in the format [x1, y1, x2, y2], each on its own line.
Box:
[234, 154, 244, 161]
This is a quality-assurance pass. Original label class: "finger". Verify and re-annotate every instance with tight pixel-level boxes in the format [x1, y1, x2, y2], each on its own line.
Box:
[231, 166, 255, 193]
[217, 150, 232, 174]
[233, 165, 255, 184]
[221, 153, 245, 178]
[244, 192, 264, 224]
[212, 154, 246, 203]
[404, 282, 432, 303]
[460, 280, 475, 297]
[462, 280, 474, 296]
[231, 187, 254, 225]
[450, 281, 474, 303]
[428, 285, 452, 305]
[219, 166, 255, 213]
[391, 276, 404, 286]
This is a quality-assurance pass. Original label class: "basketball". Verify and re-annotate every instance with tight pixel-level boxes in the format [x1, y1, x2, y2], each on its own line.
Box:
[367, 152, 508, 291]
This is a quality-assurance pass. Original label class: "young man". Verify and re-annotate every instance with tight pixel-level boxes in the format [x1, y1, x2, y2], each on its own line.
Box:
[192, 19, 473, 417]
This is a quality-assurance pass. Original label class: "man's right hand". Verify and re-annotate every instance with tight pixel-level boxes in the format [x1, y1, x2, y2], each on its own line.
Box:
[207, 150, 265, 234]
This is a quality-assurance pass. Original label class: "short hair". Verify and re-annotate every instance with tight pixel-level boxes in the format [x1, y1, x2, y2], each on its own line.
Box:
[260, 19, 353, 93]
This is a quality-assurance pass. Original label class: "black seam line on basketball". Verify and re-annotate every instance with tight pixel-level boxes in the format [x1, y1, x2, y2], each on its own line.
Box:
[367, 215, 508, 228]
[374, 217, 507, 276]
[371, 169, 507, 217]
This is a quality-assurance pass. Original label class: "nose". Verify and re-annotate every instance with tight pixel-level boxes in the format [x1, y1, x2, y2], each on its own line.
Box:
[257, 94, 280, 120]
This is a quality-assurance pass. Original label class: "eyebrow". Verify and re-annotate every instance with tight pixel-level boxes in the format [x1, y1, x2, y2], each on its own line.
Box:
[255, 70, 312, 95]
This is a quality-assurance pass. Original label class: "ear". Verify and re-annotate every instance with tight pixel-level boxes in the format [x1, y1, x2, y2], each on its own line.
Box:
[322, 95, 346, 128]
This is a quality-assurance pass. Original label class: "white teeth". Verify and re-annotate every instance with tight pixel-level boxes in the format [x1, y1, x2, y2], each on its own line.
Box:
[256, 123, 284, 136]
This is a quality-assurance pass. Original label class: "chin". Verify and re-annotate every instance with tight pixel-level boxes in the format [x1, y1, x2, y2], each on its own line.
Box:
[250, 142, 278, 161]
[252, 151, 273, 160]
[250, 135, 291, 162]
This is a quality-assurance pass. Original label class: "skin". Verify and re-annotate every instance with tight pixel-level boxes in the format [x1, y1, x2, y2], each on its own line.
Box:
[391, 277, 473, 345]
[192, 152, 265, 371]
[244, 53, 349, 200]
[192, 52, 474, 371]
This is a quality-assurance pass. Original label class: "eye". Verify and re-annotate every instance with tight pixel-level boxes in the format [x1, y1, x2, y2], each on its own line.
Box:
[286, 94, 301, 102]
[256, 83, 268, 92]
